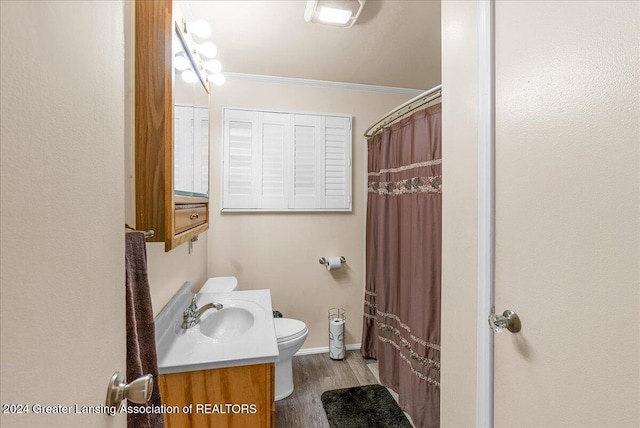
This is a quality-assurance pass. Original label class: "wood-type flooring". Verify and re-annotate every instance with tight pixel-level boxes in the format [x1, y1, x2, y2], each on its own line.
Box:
[274, 350, 415, 428]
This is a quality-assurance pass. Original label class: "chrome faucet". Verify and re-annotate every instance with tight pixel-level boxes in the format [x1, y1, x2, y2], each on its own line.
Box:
[181, 295, 223, 329]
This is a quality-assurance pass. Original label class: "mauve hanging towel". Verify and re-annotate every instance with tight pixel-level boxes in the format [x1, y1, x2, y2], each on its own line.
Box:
[125, 232, 164, 428]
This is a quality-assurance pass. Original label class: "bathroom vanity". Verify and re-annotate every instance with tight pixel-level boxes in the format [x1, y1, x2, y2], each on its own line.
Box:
[155, 284, 279, 427]
[159, 364, 274, 427]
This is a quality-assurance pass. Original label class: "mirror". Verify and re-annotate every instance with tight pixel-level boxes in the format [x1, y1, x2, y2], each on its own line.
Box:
[172, 27, 210, 198]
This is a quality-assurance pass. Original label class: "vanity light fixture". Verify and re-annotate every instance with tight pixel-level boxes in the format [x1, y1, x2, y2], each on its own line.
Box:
[173, 54, 190, 71]
[304, 0, 366, 28]
[172, 39, 184, 55]
[181, 69, 198, 84]
[176, 17, 225, 86]
[195, 41, 217, 59]
[208, 73, 226, 86]
[184, 19, 211, 39]
[203, 59, 222, 74]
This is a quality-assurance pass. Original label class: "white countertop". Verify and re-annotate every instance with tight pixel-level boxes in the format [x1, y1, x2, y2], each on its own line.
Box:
[154, 283, 279, 374]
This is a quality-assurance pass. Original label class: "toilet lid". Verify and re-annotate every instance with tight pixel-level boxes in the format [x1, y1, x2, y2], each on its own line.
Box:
[274, 318, 307, 343]
[200, 276, 238, 293]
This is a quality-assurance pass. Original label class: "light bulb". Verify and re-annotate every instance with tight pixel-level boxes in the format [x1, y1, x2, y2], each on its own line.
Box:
[208, 73, 226, 86]
[186, 20, 211, 39]
[203, 59, 222, 74]
[181, 69, 198, 84]
[172, 39, 184, 55]
[318, 7, 352, 24]
[196, 42, 217, 59]
[173, 55, 190, 71]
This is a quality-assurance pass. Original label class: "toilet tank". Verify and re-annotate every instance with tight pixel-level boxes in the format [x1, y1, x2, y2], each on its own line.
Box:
[199, 276, 238, 293]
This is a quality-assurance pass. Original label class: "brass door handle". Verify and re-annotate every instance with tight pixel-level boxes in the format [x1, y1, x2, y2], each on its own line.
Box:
[190, 212, 199, 220]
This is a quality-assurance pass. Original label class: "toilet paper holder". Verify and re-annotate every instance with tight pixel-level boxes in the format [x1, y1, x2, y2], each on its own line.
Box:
[319, 256, 346, 266]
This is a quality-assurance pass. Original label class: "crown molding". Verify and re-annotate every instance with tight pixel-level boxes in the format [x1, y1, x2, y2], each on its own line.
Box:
[224, 72, 426, 96]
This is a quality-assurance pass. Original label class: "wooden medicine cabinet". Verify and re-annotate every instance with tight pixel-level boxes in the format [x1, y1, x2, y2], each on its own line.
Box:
[134, 0, 210, 251]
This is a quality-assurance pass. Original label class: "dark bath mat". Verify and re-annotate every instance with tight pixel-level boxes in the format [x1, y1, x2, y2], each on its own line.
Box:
[321, 384, 412, 428]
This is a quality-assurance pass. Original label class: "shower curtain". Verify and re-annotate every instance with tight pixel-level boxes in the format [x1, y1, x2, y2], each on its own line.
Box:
[361, 103, 441, 428]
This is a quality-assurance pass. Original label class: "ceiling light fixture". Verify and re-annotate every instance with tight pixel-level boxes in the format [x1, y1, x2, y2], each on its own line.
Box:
[318, 7, 352, 24]
[304, 0, 366, 28]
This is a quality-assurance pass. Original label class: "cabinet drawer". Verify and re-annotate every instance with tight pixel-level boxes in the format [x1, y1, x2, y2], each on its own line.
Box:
[174, 205, 207, 235]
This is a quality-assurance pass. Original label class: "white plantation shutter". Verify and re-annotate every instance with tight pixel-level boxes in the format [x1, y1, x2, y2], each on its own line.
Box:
[260, 112, 290, 209]
[193, 106, 209, 196]
[222, 108, 351, 211]
[174, 105, 194, 194]
[324, 116, 350, 209]
[291, 114, 323, 209]
[223, 109, 259, 208]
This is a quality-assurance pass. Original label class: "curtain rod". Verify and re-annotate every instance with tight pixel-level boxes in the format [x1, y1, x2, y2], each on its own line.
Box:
[364, 84, 442, 138]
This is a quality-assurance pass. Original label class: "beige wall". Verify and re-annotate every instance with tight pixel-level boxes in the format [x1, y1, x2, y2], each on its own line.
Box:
[207, 78, 415, 349]
[146, 238, 209, 317]
[0, 1, 127, 427]
[440, 2, 480, 427]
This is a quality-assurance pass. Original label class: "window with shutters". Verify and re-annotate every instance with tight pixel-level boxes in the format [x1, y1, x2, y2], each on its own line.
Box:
[222, 108, 352, 211]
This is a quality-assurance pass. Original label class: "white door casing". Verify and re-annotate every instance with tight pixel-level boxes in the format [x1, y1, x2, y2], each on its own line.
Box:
[476, 1, 495, 426]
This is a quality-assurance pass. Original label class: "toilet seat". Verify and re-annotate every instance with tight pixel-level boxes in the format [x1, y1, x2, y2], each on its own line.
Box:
[274, 318, 308, 343]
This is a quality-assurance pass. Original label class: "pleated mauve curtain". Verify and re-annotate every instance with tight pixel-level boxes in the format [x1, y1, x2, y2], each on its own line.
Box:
[361, 103, 441, 428]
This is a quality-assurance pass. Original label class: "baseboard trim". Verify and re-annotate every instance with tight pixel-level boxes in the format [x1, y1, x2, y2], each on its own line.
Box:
[295, 343, 361, 356]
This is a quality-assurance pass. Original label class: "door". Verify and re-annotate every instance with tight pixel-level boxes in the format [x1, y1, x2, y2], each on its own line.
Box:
[0, 1, 127, 427]
[492, 1, 639, 427]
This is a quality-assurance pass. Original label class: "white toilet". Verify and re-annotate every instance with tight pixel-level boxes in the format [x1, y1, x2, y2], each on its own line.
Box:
[199, 276, 308, 401]
[199, 276, 238, 293]
[273, 317, 308, 401]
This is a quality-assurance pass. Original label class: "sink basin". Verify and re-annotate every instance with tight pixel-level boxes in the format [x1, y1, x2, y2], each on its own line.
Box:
[199, 307, 255, 341]
[155, 286, 279, 374]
